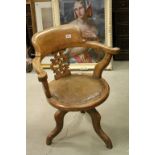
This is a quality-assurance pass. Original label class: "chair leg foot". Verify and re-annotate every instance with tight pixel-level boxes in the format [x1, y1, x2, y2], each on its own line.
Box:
[46, 110, 67, 145]
[46, 137, 52, 145]
[80, 110, 85, 114]
[87, 108, 113, 149]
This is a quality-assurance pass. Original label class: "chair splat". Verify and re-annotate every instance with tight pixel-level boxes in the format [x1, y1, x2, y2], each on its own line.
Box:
[50, 50, 71, 80]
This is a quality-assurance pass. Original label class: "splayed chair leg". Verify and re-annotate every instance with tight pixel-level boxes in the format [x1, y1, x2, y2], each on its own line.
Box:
[46, 110, 67, 145]
[87, 108, 113, 149]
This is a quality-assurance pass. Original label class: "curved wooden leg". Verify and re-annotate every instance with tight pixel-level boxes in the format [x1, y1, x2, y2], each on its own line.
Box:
[87, 108, 113, 149]
[46, 110, 67, 145]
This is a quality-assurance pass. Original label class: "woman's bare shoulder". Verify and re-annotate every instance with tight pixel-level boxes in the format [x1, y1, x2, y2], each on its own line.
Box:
[69, 20, 77, 25]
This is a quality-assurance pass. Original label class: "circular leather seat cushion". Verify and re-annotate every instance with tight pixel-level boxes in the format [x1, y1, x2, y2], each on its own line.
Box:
[48, 74, 109, 110]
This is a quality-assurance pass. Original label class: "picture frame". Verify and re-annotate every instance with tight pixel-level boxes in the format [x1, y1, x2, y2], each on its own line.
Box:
[34, 0, 54, 32]
[51, 0, 113, 70]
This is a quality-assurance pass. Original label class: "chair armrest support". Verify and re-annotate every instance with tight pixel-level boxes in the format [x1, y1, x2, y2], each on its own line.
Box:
[84, 41, 120, 78]
[32, 57, 51, 98]
[32, 57, 47, 81]
[93, 53, 112, 78]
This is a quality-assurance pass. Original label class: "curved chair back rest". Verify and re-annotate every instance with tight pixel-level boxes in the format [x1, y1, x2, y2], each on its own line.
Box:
[32, 24, 86, 58]
[32, 24, 120, 79]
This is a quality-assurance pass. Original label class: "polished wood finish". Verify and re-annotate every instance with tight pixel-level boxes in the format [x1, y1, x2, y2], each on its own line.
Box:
[50, 51, 71, 80]
[32, 24, 119, 149]
[46, 110, 68, 145]
[48, 75, 110, 111]
[87, 108, 113, 149]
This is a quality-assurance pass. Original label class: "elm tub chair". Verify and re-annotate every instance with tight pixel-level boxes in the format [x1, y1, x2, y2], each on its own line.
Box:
[32, 24, 119, 149]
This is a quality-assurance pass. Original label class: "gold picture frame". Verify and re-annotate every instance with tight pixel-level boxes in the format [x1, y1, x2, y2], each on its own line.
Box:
[51, 0, 113, 70]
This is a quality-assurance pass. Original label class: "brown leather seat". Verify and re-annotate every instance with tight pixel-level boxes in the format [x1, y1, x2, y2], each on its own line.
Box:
[48, 74, 109, 111]
[32, 24, 119, 149]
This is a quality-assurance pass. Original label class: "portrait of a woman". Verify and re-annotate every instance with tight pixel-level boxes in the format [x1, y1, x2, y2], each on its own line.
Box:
[60, 0, 105, 63]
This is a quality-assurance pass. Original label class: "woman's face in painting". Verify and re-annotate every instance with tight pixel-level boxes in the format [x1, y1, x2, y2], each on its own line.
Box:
[74, 2, 86, 19]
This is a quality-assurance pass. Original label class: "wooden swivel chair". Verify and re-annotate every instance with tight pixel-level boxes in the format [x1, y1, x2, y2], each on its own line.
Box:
[32, 24, 119, 149]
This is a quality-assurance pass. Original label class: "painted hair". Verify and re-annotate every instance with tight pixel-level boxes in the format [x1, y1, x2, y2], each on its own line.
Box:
[74, 0, 93, 18]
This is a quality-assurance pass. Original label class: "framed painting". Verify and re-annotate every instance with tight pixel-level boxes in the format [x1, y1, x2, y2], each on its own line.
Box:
[52, 0, 113, 70]
[34, 0, 54, 32]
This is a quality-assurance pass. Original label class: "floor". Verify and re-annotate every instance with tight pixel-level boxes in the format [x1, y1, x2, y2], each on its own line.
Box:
[26, 61, 129, 155]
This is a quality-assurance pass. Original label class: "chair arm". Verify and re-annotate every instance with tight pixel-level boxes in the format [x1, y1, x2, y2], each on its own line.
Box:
[84, 41, 120, 55]
[84, 41, 120, 78]
[32, 57, 51, 98]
